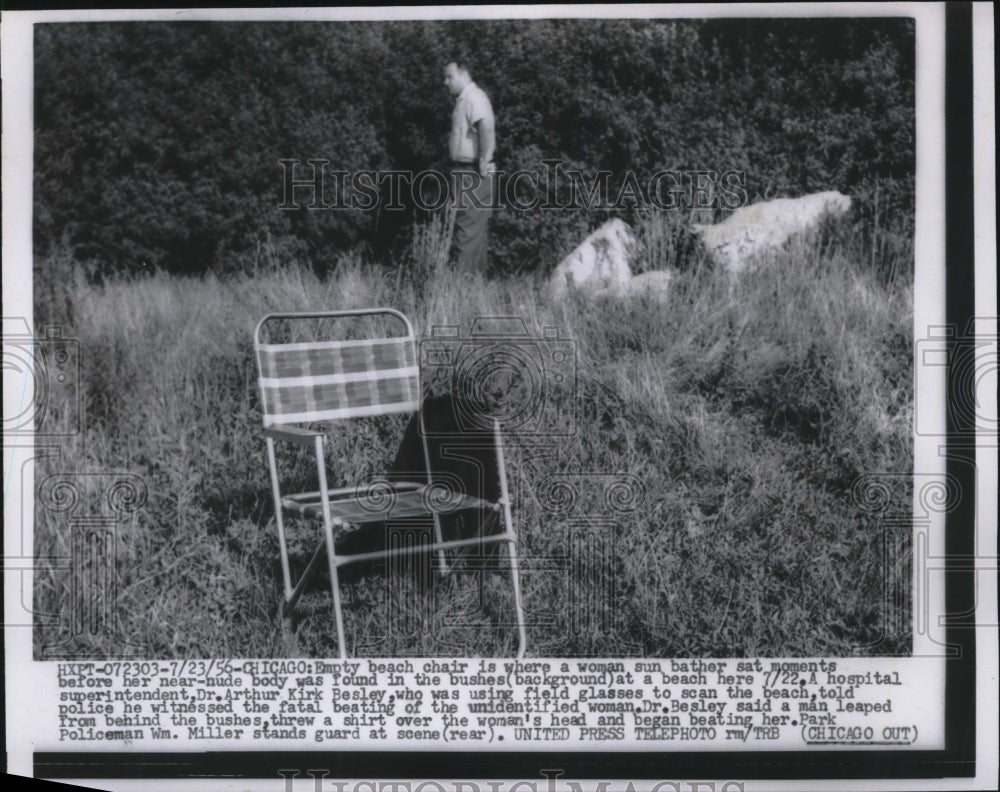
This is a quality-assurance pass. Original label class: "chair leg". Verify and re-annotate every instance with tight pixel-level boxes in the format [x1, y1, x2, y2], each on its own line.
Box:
[322, 520, 348, 659]
[277, 596, 298, 636]
[314, 433, 348, 658]
[418, 414, 449, 576]
[431, 511, 449, 576]
[266, 437, 293, 601]
[493, 420, 526, 657]
[506, 536, 527, 659]
[283, 539, 326, 617]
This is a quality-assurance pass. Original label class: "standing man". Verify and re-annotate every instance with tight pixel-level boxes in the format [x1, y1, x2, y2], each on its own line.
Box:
[443, 59, 495, 273]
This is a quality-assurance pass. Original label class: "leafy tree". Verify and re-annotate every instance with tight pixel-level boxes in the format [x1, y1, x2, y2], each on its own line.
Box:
[34, 18, 913, 277]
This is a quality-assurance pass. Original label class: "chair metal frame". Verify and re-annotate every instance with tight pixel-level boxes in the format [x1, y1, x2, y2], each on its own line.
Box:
[254, 308, 526, 658]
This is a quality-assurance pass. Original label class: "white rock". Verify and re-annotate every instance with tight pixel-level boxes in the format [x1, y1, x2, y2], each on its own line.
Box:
[624, 270, 674, 301]
[691, 190, 852, 275]
[549, 218, 636, 299]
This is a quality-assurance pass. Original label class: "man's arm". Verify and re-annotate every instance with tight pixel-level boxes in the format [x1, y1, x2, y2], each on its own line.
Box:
[475, 116, 495, 175]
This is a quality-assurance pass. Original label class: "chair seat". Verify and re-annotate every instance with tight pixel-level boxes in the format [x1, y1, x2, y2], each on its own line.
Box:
[282, 483, 497, 529]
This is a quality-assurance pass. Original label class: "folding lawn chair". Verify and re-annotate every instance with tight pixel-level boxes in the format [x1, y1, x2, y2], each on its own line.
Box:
[254, 308, 526, 657]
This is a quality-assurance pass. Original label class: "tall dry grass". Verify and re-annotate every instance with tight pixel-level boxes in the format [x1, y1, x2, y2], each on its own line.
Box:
[32, 211, 913, 658]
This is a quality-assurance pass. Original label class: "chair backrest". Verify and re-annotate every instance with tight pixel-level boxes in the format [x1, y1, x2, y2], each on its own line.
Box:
[254, 309, 420, 427]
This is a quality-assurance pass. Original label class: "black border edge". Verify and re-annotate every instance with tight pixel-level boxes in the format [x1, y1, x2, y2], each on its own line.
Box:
[942, 0, 977, 769]
[31, 1, 979, 783]
[23, 749, 975, 781]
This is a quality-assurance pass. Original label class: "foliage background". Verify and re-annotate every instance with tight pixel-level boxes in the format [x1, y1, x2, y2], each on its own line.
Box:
[34, 18, 913, 277]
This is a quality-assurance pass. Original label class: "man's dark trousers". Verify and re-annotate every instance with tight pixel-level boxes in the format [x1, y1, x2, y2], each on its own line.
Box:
[450, 166, 494, 273]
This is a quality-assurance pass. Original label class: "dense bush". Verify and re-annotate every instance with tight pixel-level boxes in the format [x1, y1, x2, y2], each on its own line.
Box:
[34, 18, 914, 277]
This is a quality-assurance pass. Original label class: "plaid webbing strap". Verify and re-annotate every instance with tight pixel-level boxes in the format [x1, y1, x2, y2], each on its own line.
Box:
[257, 336, 420, 426]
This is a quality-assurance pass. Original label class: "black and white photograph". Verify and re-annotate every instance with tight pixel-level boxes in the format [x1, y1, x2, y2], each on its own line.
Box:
[27, 12, 918, 660]
[2, 3, 995, 790]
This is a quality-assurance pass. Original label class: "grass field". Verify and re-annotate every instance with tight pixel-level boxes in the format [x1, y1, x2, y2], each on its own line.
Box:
[32, 208, 914, 658]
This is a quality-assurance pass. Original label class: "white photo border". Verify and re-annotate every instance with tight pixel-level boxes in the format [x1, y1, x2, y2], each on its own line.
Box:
[3, 3, 995, 790]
